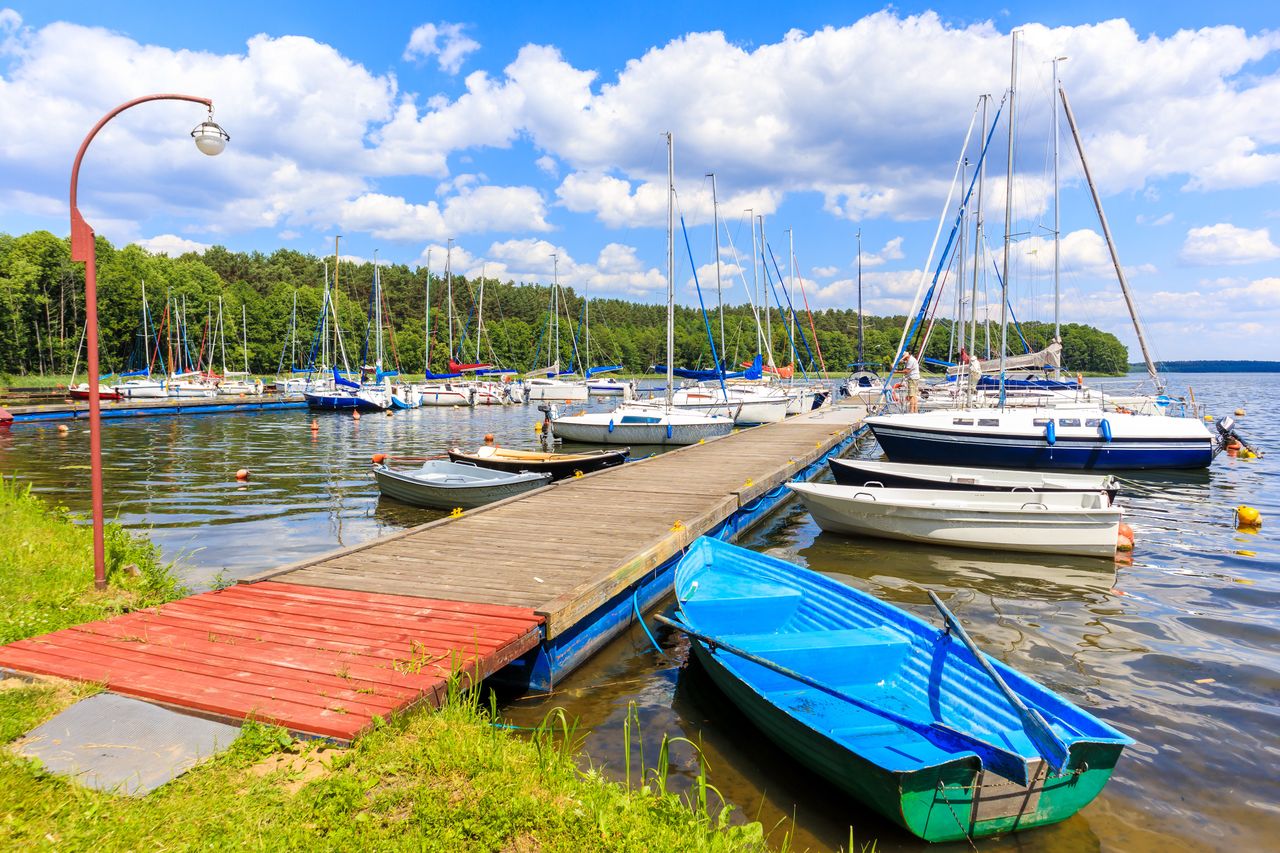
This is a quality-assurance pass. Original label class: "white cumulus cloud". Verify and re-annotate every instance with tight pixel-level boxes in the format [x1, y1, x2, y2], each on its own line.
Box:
[1179, 223, 1280, 265]
[403, 22, 480, 75]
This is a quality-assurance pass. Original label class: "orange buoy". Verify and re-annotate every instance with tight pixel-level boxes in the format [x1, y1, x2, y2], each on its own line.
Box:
[235, 468, 250, 481]
[372, 453, 387, 464]
[57, 424, 69, 434]
[385, 409, 393, 417]
[310, 419, 320, 431]
[352, 411, 361, 420]
[1116, 522, 1135, 552]
[484, 433, 495, 444]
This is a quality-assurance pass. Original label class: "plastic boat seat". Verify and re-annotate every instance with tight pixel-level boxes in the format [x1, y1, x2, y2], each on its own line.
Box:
[725, 627, 911, 688]
[682, 591, 804, 632]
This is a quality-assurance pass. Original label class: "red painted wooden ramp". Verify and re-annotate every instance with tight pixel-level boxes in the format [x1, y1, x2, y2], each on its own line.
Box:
[0, 582, 543, 741]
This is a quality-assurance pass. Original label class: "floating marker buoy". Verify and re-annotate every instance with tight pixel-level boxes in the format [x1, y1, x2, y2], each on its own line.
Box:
[484, 433, 495, 444]
[385, 409, 393, 417]
[1235, 408, 1246, 417]
[57, 424, 69, 434]
[310, 419, 320, 431]
[235, 468, 250, 481]
[371, 453, 387, 464]
[1235, 505, 1262, 528]
[352, 411, 361, 420]
[1204, 415, 1214, 422]
[1240, 448, 1258, 460]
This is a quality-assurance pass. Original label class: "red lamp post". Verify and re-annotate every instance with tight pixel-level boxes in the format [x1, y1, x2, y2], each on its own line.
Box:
[69, 94, 229, 589]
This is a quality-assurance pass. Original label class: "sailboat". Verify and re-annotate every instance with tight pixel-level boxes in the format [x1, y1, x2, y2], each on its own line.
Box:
[112, 280, 168, 399]
[215, 300, 260, 396]
[843, 231, 887, 405]
[303, 238, 390, 410]
[412, 241, 475, 407]
[869, 34, 1222, 469]
[526, 255, 589, 402]
[552, 133, 734, 445]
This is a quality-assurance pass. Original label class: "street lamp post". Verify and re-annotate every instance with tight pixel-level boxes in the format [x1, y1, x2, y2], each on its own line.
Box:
[69, 94, 229, 590]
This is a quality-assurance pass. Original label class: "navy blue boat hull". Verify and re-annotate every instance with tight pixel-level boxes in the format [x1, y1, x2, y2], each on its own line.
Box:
[870, 423, 1214, 470]
[303, 392, 384, 411]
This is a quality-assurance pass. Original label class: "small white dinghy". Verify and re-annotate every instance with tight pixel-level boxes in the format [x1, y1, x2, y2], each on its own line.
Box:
[829, 458, 1119, 503]
[788, 482, 1123, 558]
[373, 460, 551, 509]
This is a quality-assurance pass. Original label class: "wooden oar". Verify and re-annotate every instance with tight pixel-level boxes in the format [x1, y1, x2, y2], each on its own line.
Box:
[656, 614, 1034, 785]
[927, 591, 1070, 774]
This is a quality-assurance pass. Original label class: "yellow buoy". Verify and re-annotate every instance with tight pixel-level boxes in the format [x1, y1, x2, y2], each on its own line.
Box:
[1235, 505, 1262, 528]
[1204, 415, 1214, 422]
[1234, 408, 1245, 417]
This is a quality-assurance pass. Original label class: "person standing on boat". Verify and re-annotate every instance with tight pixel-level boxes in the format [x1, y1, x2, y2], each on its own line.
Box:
[968, 353, 982, 404]
[897, 351, 921, 413]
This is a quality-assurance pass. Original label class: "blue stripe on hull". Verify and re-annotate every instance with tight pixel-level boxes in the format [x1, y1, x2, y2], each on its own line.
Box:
[871, 427, 1213, 470]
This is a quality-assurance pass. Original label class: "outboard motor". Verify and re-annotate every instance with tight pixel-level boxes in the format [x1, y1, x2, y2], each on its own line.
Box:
[536, 403, 560, 447]
[1216, 416, 1262, 456]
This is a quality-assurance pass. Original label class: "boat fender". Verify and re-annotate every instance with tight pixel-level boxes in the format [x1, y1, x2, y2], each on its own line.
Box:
[1100, 418, 1112, 443]
[1045, 419, 1056, 446]
[608, 419, 614, 433]
[371, 453, 387, 464]
[1116, 522, 1134, 552]
[1076, 372, 1083, 387]
[666, 423, 673, 440]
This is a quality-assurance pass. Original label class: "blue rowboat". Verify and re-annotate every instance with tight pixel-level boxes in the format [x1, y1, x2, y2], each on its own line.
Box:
[665, 537, 1131, 842]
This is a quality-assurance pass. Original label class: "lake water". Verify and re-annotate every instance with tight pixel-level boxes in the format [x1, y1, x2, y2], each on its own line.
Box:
[1, 374, 1276, 851]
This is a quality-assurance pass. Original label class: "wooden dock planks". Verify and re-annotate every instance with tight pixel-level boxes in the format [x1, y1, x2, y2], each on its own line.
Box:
[0, 582, 543, 741]
[254, 409, 861, 637]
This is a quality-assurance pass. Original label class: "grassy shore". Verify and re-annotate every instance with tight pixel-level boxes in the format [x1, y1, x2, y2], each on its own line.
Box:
[0, 481, 804, 852]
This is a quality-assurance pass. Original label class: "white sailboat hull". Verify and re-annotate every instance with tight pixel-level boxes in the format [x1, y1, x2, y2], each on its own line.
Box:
[789, 482, 1122, 557]
[527, 380, 589, 402]
[413, 384, 473, 407]
[112, 380, 167, 399]
[551, 408, 734, 446]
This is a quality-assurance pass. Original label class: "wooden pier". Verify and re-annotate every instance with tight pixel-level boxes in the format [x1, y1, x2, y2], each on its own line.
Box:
[0, 406, 864, 741]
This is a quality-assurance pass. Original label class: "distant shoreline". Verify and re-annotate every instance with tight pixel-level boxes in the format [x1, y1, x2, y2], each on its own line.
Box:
[1130, 361, 1280, 373]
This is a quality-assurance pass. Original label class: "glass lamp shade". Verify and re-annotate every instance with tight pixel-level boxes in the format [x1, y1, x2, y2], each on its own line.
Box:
[191, 121, 230, 156]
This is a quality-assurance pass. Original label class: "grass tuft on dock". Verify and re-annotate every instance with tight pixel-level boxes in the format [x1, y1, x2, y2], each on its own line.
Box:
[0, 481, 788, 851]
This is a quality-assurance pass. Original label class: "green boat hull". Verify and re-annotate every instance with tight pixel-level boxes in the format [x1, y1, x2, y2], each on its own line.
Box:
[692, 642, 1124, 843]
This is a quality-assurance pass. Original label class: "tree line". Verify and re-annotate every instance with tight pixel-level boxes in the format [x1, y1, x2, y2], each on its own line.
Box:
[0, 230, 1131, 380]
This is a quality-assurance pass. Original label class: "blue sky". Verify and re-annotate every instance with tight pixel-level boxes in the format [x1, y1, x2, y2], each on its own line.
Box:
[2, 2, 1279, 360]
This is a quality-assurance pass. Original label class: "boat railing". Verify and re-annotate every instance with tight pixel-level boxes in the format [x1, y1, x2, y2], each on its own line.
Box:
[1020, 502, 1049, 511]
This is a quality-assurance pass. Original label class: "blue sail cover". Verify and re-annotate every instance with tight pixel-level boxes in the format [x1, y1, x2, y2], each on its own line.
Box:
[665, 353, 764, 382]
[333, 367, 361, 390]
[424, 369, 463, 379]
[585, 365, 623, 378]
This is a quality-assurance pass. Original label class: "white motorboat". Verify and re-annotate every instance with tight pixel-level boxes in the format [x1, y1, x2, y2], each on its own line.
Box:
[112, 378, 167, 399]
[789, 481, 1123, 558]
[586, 376, 634, 398]
[551, 405, 734, 446]
[828, 458, 1119, 503]
[526, 376, 589, 402]
[413, 382, 474, 407]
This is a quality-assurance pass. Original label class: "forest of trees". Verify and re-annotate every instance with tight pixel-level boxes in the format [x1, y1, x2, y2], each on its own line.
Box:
[0, 230, 1132, 380]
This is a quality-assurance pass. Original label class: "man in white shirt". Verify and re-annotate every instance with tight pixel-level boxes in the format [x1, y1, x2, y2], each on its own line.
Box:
[968, 354, 983, 400]
[898, 351, 921, 413]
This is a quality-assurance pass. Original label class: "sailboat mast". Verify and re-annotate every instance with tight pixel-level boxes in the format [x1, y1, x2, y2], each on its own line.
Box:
[445, 238, 455, 362]
[241, 303, 249, 375]
[1059, 82, 1160, 383]
[759, 215, 771, 365]
[321, 261, 330, 370]
[708, 172, 724, 361]
[477, 265, 485, 363]
[666, 131, 675, 405]
[749, 208, 761, 355]
[551, 253, 559, 371]
[218, 296, 227, 377]
[971, 94, 988, 361]
[856, 230, 864, 366]
[999, 30, 1018, 407]
[373, 249, 382, 369]
[141, 279, 150, 374]
[787, 228, 796, 368]
[333, 236, 341, 371]
[584, 277, 590, 370]
[952, 158, 967, 365]
[1053, 56, 1065, 350]
[290, 290, 297, 371]
[423, 249, 432, 375]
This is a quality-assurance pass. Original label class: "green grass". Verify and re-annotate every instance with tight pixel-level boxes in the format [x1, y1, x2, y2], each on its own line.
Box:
[0, 482, 839, 851]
